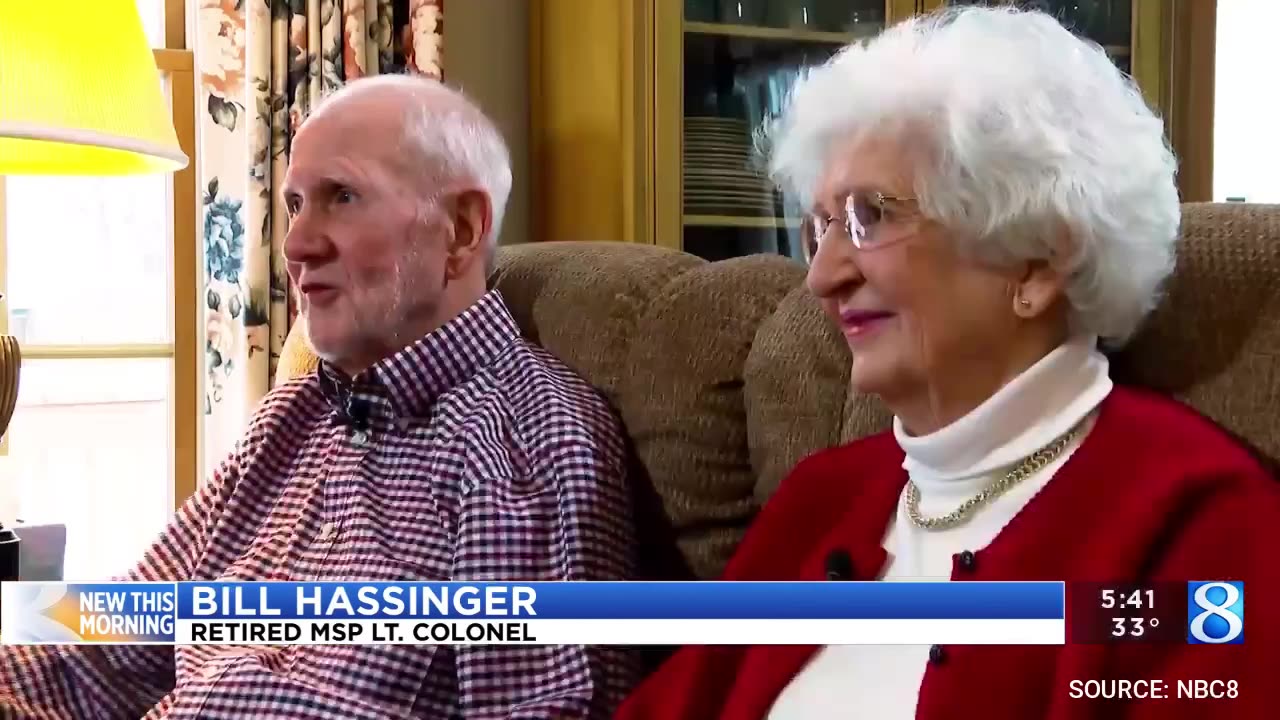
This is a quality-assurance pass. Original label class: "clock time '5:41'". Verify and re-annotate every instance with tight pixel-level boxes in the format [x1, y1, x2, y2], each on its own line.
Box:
[1101, 588, 1154, 609]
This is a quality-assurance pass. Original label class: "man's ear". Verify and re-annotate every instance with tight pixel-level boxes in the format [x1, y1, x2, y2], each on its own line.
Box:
[445, 188, 492, 279]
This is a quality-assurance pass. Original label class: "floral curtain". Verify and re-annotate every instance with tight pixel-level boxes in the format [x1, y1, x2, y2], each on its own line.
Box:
[197, 0, 444, 473]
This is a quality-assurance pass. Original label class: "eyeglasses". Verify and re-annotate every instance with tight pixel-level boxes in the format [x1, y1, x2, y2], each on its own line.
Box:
[801, 191, 917, 264]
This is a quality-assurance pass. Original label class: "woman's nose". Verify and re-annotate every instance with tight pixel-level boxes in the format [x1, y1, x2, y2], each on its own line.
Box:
[806, 232, 863, 299]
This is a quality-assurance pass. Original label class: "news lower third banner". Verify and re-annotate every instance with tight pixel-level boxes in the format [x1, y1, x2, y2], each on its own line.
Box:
[0, 581, 1065, 646]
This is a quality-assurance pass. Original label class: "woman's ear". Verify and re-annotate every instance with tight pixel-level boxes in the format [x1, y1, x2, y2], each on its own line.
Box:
[1012, 258, 1067, 318]
[1012, 223, 1073, 318]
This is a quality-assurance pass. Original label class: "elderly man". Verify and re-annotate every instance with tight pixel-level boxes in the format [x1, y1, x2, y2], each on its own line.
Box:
[0, 76, 638, 718]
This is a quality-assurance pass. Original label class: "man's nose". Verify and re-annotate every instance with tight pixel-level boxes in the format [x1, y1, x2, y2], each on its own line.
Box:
[805, 233, 864, 299]
[282, 208, 328, 265]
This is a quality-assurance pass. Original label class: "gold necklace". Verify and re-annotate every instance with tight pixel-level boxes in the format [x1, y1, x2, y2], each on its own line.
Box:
[904, 420, 1085, 531]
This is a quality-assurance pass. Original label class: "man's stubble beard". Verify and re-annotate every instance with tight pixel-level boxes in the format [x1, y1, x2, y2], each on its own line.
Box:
[377, 244, 439, 354]
[311, 239, 441, 371]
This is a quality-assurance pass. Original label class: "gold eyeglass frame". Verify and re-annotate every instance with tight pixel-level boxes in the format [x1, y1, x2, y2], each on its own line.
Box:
[802, 191, 918, 263]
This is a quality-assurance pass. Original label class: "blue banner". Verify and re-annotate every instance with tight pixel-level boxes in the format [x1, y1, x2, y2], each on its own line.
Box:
[175, 581, 1064, 620]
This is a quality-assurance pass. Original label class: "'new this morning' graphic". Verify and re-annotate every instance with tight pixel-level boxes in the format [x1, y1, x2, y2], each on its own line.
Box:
[1, 582, 176, 644]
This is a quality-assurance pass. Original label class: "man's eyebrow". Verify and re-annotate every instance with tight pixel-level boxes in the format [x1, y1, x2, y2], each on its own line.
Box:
[282, 174, 360, 198]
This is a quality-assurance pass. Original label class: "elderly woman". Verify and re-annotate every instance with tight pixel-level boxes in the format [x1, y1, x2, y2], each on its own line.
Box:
[618, 7, 1277, 720]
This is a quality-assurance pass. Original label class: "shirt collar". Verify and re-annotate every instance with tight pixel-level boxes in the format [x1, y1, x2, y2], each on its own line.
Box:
[317, 290, 520, 419]
[893, 333, 1112, 481]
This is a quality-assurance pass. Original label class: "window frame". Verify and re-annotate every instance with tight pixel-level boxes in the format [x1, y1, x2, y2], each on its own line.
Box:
[0, 0, 200, 510]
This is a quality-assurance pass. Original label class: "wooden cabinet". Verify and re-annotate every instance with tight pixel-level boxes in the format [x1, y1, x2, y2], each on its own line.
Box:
[530, 1, 1214, 257]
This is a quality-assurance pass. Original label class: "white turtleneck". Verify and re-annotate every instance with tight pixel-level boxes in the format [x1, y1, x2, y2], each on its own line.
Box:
[768, 335, 1113, 720]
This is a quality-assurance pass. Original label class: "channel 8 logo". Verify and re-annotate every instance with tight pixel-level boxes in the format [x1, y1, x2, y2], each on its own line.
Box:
[1186, 581, 1244, 644]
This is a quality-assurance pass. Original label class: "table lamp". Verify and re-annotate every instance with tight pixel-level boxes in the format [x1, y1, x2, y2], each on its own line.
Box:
[0, 2, 189, 580]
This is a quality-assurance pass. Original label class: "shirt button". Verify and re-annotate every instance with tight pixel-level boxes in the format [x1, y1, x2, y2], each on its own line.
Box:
[957, 550, 977, 572]
[824, 549, 854, 581]
[318, 522, 334, 540]
[202, 665, 221, 680]
[929, 644, 947, 665]
[351, 429, 370, 446]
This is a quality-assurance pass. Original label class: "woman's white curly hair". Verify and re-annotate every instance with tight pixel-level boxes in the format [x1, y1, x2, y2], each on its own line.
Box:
[764, 5, 1181, 346]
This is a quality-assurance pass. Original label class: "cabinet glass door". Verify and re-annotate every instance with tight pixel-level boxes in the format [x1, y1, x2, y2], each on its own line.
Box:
[947, 1, 1132, 73]
[679, 1, 888, 263]
[659, 1, 1163, 260]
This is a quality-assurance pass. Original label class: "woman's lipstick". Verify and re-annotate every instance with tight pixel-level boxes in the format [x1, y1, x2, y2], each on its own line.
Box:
[839, 309, 895, 338]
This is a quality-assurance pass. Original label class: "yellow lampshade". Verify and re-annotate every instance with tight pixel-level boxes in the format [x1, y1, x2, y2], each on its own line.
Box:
[0, 2, 188, 175]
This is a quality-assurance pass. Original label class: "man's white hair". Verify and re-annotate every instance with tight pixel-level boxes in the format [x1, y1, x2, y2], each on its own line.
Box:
[765, 6, 1180, 346]
[329, 74, 513, 249]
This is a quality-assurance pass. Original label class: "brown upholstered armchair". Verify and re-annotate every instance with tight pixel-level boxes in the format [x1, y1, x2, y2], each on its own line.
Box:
[278, 203, 1280, 579]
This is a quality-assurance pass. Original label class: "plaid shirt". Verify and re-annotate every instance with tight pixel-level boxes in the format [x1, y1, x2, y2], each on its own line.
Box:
[0, 291, 639, 719]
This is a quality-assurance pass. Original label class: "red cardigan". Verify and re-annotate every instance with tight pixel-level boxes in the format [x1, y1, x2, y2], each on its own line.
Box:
[617, 386, 1280, 719]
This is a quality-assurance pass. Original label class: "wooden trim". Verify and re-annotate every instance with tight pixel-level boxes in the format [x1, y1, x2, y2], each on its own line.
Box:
[1132, 0, 1172, 129]
[20, 344, 175, 360]
[683, 21, 866, 44]
[622, 1, 655, 246]
[165, 0, 187, 50]
[685, 214, 800, 229]
[653, 0, 683, 250]
[621, 3, 637, 245]
[1168, 0, 1216, 202]
[168, 62, 200, 508]
[153, 48, 194, 72]
[528, 1, 545, 241]
[910, 0, 948, 19]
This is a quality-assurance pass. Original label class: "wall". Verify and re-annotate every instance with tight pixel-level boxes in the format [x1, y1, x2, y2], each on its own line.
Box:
[445, 0, 531, 246]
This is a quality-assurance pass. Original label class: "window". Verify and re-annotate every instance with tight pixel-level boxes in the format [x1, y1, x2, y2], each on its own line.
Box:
[1214, 0, 1280, 203]
[0, 0, 198, 580]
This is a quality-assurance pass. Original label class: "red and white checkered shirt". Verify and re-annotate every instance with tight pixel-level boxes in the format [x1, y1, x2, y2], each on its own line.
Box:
[0, 291, 639, 719]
